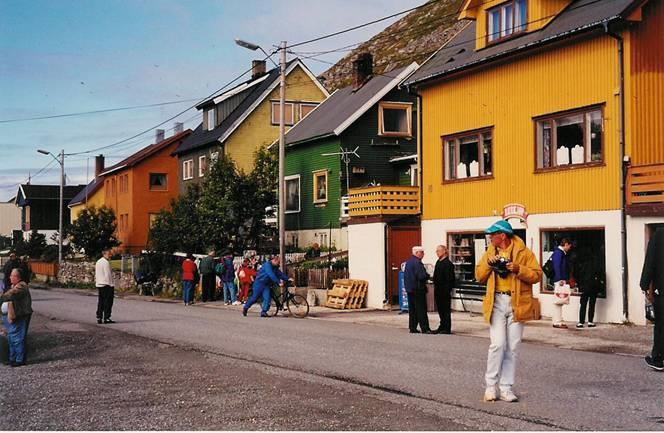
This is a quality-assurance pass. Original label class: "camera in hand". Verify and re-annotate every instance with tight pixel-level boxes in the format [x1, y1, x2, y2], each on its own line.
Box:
[491, 257, 511, 279]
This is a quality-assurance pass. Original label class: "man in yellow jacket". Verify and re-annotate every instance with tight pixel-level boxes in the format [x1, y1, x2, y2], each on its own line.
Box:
[476, 220, 541, 403]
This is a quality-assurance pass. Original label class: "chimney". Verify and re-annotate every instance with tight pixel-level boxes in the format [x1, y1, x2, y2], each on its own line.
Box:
[252, 60, 266, 80]
[155, 129, 165, 143]
[95, 155, 105, 178]
[173, 122, 184, 134]
[352, 53, 373, 90]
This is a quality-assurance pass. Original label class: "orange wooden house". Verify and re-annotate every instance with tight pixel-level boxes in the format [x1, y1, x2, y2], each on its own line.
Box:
[100, 128, 191, 254]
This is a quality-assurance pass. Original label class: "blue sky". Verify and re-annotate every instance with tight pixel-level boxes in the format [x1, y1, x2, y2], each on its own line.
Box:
[0, 0, 422, 200]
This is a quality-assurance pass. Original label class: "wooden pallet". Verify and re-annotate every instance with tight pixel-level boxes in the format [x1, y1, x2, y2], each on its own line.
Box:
[325, 279, 368, 309]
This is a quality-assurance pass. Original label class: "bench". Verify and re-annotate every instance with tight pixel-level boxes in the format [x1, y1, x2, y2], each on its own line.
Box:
[453, 283, 486, 313]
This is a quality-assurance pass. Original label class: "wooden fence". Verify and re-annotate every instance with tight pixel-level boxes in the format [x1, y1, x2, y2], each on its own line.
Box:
[29, 260, 59, 277]
[289, 268, 349, 289]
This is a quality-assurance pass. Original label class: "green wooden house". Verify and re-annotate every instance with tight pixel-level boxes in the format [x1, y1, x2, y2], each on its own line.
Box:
[283, 54, 419, 251]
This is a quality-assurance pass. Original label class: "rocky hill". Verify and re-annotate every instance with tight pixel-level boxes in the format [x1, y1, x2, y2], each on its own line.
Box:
[319, 0, 466, 91]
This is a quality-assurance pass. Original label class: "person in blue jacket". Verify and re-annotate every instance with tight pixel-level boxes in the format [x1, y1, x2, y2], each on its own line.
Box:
[242, 255, 289, 317]
[404, 246, 432, 334]
[551, 238, 573, 328]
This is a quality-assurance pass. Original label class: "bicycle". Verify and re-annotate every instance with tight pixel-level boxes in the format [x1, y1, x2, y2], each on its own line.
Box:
[268, 279, 309, 318]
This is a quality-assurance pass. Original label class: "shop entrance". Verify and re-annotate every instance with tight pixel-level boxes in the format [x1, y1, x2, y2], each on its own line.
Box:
[386, 226, 421, 306]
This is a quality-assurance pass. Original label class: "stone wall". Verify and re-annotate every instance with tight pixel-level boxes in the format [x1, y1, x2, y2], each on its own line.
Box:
[58, 261, 96, 285]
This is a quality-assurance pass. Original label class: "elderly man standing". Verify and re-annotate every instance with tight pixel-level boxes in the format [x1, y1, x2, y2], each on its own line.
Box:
[404, 246, 432, 334]
[199, 250, 216, 303]
[433, 245, 455, 334]
[476, 220, 541, 403]
[1, 268, 33, 366]
[95, 248, 115, 324]
[2, 251, 20, 293]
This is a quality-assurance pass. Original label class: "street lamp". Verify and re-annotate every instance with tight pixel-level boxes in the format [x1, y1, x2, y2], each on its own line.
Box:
[37, 148, 65, 268]
[235, 38, 286, 270]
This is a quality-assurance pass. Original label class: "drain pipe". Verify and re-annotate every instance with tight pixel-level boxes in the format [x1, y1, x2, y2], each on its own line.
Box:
[605, 21, 630, 322]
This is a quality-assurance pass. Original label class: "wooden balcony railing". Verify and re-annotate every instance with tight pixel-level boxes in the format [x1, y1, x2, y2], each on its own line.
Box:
[29, 260, 59, 277]
[626, 163, 664, 207]
[348, 185, 420, 218]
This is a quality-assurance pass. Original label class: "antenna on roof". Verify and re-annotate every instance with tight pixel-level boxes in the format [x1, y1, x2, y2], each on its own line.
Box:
[321, 146, 360, 195]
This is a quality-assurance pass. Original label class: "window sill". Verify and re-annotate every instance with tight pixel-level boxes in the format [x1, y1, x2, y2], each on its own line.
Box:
[285, 210, 300, 214]
[379, 132, 412, 138]
[443, 175, 494, 185]
[484, 30, 527, 49]
[534, 162, 605, 174]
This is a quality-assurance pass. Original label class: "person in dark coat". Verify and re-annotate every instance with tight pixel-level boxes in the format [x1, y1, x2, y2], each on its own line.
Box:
[550, 238, 572, 328]
[433, 245, 455, 334]
[404, 246, 432, 334]
[640, 228, 664, 371]
[576, 253, 605, 328]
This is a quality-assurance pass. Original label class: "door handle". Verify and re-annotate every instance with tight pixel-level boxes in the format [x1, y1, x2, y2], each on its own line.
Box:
[391, 267, 399, 271]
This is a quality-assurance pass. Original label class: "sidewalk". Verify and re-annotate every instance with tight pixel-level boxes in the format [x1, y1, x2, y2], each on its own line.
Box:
[36, 285, 652, 358]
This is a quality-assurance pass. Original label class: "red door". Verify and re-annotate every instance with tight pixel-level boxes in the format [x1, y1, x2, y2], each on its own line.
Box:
[387, 226, 421, 306]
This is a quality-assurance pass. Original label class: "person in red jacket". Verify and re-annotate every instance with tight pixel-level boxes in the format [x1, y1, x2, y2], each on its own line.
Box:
[181, 253, 198, 306]
[237, 258, 257, 304]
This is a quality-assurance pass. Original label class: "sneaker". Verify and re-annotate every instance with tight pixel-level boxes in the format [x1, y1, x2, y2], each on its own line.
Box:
[260, 312, 269, 318]
[483, 387, 497, 402]
[576, 323, 584, 328]
[232, 301, 241, 306]
[499, 389, 519, 402]
[587, 322, 596, 328]
[242, 308, 248, 317]
[97, 319, 102, 324]
[645, 356, 664, 371]
[104, 319, 116, 324]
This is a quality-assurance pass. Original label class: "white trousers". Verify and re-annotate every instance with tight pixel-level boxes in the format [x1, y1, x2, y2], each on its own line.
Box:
[485, 294, 524, 391]
[551, 303, 564, 325]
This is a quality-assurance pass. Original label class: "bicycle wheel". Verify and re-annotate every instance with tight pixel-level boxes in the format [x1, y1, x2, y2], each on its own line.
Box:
[268, 295, 281, 316]
[286, 294, 309, 318]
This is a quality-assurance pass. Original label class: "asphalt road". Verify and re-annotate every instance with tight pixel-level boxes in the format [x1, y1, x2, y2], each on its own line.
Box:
[19, 288, 664, 430]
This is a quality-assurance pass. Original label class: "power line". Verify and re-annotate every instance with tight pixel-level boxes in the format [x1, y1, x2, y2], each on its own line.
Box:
[0, 98, 203, 124]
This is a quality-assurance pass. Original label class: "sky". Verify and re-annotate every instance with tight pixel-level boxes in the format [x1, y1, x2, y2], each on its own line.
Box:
[0, 0, 423, 201]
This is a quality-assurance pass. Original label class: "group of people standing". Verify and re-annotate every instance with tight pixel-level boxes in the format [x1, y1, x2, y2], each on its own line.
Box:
[181, 251, 258, 307]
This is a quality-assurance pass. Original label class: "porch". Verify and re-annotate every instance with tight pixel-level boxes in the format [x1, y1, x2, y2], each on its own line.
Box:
[626, 163, 664, 216]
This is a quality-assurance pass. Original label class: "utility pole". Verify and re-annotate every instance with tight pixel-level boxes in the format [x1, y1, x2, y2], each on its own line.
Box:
[59, 149, 64, 267]
[278, 40, 287, 271]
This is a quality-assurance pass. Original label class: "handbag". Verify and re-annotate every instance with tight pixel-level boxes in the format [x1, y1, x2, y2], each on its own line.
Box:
[553, 283, 571, 305]
[645, 299, 656, 323]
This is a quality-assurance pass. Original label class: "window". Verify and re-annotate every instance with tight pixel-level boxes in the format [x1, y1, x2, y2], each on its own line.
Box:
[313, 170, 328, 203]
[271, 101, 294, 125]
[183, 159, 194, 180]
[378, 102, 412, 137]
[300, 103, 318, 120]
[206, 108, 216, 131]
[119, 214, 129, 232]
[118, 174, 129, 193]
[448, 232, 488, 285]
[199, 156, 207, 177]
[535, 106, 603, 170]
[410, 164, 419, 186]
[284, 175, 300, 213]
[443, 128, 493, 181]
[540, 228, 606, 297]
[487, 0, 527, 43]
[149, 173, 167, 191]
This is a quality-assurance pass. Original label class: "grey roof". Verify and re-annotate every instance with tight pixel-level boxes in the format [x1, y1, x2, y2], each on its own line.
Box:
[16, 184, 86, 206]
[406, 0, 638, 86]
[68, 178, 104, 207]
[174, 61, 293, 156]
[285, 66, 410, 146]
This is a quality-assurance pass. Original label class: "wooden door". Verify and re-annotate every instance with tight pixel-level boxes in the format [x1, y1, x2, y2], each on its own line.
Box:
[387, 226, 421, 306]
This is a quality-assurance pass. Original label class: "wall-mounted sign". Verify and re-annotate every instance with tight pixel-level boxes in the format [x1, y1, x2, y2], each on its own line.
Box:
[502, 203, 528, 227]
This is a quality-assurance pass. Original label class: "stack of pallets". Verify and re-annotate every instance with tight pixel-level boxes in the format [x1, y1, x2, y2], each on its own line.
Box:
[325, 279, 368, 310]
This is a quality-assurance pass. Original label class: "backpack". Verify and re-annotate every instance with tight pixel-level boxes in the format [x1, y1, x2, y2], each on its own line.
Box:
[542, 256, 554, 279]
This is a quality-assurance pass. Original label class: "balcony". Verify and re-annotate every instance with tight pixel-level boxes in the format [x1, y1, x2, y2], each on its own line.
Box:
[348, 185, 420, 218]
[626, 163, 664, 216]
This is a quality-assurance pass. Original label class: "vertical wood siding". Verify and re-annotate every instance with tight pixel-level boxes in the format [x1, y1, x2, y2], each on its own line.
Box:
[420, 35, 622, 221]
[628, 0, 664, 166]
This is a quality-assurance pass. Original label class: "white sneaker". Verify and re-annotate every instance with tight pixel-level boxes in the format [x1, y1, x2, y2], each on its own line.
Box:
[232, 301, 241, 306]
[499, 389, 519, 402]
[483, 387, 497, 402]
[587, 322, 596, 328]
[576, 323, 584, 328]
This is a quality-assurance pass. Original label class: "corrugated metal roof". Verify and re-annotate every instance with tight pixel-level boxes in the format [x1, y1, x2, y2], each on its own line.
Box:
[18, 184, 86, 203]
[406, 0, 637, 86]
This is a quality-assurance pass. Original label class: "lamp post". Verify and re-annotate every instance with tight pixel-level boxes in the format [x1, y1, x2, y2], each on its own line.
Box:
[37, 149, 65, 267]
[235, 38, 286, 270]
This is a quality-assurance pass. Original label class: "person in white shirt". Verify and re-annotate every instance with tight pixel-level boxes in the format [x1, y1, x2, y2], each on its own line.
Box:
[95, 248, 115, 324]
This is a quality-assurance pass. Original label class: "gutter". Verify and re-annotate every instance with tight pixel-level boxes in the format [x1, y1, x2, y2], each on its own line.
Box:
[604, 21, 630, 323]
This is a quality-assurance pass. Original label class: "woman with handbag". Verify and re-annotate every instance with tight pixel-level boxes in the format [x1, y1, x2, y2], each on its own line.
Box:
[551, 238, 573, 328]
[1, 268, 32, 367]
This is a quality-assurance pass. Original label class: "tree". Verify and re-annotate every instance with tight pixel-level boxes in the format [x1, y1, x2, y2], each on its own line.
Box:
[69, 206, 120, 259]
[14, 230, 47, 259]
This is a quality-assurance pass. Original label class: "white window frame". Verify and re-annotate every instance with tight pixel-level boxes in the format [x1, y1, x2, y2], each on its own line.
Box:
[199, 155, 207, 177]
[312, 169, 328, 204]
[487, 0, 527, 43]
[206, 108, 216, 131]
[410, 164, 419, 186]
[284, 174, 301, 214]
[271, 101, 295, 126]
[299, 102, 318, 121]
[183, 159, 194, 180]
[378, 102, 413, 137]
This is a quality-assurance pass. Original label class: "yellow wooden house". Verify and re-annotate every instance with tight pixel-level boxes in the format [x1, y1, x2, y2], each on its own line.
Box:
[172, 58, 329, 191]
[68, 156, 106, 223]
[405, 0, 663, 324]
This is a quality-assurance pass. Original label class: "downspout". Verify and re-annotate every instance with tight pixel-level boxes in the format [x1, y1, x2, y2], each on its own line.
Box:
[605, 21, 630, 323]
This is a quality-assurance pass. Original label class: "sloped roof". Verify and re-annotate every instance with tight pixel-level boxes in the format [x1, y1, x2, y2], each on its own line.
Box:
[285, 63, 419, 147]
[173, 59, 328, 156]
[100, 129, 191, 176]
[68, 177, 104, 207]
[406, 0, 638, 86]
[16, 184, 86, 205]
